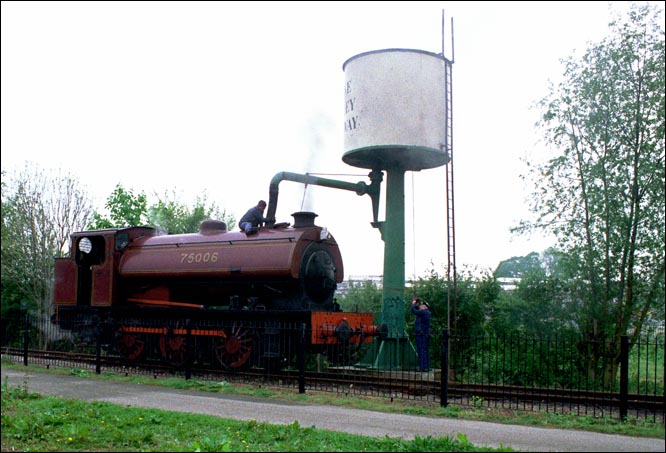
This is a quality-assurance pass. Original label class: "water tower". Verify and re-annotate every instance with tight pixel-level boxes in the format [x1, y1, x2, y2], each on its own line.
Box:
[343, 41, 454, 368]
[265, 13, 456, 371]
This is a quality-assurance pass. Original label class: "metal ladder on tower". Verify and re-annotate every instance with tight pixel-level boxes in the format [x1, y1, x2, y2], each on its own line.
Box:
[443, 53, 457, 335]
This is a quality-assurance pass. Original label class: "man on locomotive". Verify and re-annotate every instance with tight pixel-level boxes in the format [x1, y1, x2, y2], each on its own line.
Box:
[411, 296, 431, 372]
[239, 200, 272, 234]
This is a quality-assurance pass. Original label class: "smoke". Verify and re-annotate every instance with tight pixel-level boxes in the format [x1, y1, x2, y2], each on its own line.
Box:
[299, 111, 336, 212]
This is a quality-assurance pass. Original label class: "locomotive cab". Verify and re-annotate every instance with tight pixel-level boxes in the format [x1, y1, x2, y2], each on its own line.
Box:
[54, 227, 159, 309]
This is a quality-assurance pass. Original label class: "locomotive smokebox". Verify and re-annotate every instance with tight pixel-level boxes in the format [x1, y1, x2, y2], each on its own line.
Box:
[342, 48, 450, 171]
[292, 211, 318, 228]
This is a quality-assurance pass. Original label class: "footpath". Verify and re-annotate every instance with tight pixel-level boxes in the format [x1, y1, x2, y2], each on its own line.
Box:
[1, 368, 664, 452]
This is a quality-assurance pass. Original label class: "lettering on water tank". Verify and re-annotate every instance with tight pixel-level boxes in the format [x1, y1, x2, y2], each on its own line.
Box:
[344, 78, 360, 133]
[344, 116, 359, 132]
[345, 97, 355, 114]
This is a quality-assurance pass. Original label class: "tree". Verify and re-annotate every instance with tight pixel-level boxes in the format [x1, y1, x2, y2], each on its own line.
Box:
[88, 184, 148, 229]
[516, 3, 665, 379]
[490, 267, 574, 338]
[148, 190, 235, 234]
[404, 266, 500, 370]
[338, 279, 382, 323]
[494, 252, 543, 278]
[1, 164, 93, 317]
[89, 185, 235, 233]
[403, 266, 500, 340]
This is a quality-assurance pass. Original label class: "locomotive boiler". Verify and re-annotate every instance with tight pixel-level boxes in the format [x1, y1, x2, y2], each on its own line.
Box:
[53, 211, 379, 370]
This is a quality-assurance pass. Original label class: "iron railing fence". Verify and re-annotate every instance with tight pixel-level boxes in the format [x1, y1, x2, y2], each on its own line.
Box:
[448, 333, 665, 394]
[444, 331, 664, 421]
[1, 313, 663, 422]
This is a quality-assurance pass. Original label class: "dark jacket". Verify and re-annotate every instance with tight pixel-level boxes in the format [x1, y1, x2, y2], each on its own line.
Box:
[239, 206, 268, 227]
[410, 304, 431, 336]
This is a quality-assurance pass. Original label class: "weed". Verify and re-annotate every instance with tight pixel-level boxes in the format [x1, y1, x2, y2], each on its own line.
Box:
[471, 394, 485, 408]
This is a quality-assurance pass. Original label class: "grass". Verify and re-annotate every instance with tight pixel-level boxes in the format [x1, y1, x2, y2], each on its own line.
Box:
[3, 386, 510, 452]
[1, 374, 512, 452]
[1, 361, 664, 452]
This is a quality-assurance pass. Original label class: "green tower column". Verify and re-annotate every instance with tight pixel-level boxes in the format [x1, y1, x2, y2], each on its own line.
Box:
[363, 167, 418, 370]
[382, 167, 406, 337]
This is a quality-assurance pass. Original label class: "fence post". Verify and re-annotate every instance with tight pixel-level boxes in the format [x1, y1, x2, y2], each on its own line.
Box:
[95, 318, 103, 375]
[440, 328, 450, 407]
[619, 335, 628, 421]
[298, 323, 306, 394]
[23, 313, 29, 366]
[185, 319, 192, 381]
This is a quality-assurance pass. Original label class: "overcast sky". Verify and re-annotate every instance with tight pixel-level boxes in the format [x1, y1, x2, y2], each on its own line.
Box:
[2, 1, 660, 279]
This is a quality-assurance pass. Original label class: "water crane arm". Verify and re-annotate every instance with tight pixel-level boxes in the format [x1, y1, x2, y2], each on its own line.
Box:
[266, 171, 383, 227]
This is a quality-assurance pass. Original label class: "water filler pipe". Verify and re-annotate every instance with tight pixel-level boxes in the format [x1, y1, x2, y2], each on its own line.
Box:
[265, 170, 383, 227]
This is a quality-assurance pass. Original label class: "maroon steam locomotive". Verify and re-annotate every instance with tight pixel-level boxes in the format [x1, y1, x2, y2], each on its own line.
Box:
[53, 212, 378, 370]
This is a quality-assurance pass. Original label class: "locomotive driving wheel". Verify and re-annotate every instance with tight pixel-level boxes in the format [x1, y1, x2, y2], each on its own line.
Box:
[215, 323, 254, 370]
[114, 330, 147, 362]
[159, 330, 188, 367]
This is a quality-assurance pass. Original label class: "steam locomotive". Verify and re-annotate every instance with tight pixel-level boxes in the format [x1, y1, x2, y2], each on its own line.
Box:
[53, 211, 379, 370]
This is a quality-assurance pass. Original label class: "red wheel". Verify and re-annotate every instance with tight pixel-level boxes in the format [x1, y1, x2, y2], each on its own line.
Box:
[215, 323, 254, 370]
[159, 333, 188, 367]
[115, 331, 147, 362]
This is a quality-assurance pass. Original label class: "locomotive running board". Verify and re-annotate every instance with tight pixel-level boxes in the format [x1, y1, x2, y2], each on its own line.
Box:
[127, 298, 205, 309]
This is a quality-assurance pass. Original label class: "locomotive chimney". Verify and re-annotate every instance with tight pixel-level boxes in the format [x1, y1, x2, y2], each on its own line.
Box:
[291, 211, 318, 228]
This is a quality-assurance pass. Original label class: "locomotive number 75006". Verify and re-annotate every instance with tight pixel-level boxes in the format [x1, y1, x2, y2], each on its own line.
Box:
[180, 252, 219, 264]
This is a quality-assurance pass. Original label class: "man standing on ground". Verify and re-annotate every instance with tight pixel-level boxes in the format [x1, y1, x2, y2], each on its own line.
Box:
[410, 296, 431, 372]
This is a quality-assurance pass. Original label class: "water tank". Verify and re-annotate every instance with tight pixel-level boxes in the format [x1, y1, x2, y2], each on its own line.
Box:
[342, 48, 450, 171]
